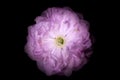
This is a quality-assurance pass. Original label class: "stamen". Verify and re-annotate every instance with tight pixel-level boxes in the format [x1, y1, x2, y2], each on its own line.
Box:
[56, 37, 64, 46]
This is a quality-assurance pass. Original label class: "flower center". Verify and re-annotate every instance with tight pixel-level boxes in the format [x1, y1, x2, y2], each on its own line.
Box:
[56, 37, 64, 46]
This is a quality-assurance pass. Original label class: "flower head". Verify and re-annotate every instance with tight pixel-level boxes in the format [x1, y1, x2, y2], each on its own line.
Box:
[25, 7, 92, 76]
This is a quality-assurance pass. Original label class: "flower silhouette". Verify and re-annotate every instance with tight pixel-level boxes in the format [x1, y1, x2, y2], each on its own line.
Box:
[25, 7, 92, 76]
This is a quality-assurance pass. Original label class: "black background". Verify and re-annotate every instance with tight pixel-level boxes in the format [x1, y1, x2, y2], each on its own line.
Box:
[3, 0, 116, 80]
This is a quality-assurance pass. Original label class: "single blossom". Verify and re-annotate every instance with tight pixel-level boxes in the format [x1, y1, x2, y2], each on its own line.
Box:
[25, 7, 92, 76]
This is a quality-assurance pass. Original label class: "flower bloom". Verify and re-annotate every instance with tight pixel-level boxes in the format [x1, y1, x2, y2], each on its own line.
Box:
[25, 7, 92, 76]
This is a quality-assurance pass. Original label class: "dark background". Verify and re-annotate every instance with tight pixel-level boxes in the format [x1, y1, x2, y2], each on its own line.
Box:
[3, 0, 116, 80]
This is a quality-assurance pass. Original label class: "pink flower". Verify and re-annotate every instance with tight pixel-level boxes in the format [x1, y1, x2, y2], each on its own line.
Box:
[25, 7, 92, 76]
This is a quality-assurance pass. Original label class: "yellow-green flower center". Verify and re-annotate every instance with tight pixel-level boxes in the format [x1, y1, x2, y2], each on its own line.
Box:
[56, 37, 64, 46]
